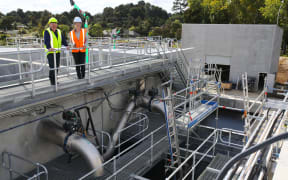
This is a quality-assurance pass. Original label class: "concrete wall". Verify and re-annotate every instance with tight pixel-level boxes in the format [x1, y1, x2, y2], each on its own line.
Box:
[0, 75, 162, 179]
[182, 24, 283, 89]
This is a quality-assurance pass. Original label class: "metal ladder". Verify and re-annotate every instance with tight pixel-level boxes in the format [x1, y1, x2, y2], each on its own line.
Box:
[162, 86, 181, 173]
[242, 72, 250, 140]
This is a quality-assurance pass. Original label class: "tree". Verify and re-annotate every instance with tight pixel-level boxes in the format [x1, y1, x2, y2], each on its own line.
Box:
[201, 0, 230, 23]
[0, 32, 9, 45]
[260, 0, 282, 23]
[135, 20, 151, 35]
[229, 0, 265, 24]
[186, 0, 207, 23]
[171, 20, 182, 39]
[89, 24, 103, 37]
[58, 24, 70, 38]
[129, 26, 136, 32]
[0, 16, 15, 30]
[149, 27, 162, 36]
[0, 1, 170, 37]
[260, 0, 288, 54]
[173, 0, 188, 14]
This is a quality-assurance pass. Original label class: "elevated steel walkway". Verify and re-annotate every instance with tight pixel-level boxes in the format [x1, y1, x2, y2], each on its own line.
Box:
[0, 41, 182, 112]
[0, 56, 173, 112]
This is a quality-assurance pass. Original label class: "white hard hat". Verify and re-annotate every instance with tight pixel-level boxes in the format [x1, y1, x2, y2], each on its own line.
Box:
[73, 17, 82, 23]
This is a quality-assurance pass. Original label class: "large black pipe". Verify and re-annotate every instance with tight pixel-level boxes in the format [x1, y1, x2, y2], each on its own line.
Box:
[216, 132, 288, 180]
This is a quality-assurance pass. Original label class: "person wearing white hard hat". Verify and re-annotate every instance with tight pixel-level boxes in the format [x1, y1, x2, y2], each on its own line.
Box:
[69, 16, 88, 79]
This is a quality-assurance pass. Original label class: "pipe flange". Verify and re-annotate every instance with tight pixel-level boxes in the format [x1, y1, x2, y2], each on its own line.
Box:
[63, 132, 73, 154]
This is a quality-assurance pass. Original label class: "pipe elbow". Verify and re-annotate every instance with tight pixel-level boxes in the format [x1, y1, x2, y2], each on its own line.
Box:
[37, 120, 104, 177]
[68, 135, 104, 177]
[136, 96, 165, 117]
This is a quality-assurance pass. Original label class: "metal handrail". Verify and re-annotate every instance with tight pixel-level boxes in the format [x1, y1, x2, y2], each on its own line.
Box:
[166, 129, 218, 180]
[107, 136, 167, 180]
[115, 112, 149, 150]
[0, 50, 46, 79]
[79, 124, 166, 179]
[86, 129, 112, 155]
[0, 40, 173, 96]
[1, 151, 48, 180]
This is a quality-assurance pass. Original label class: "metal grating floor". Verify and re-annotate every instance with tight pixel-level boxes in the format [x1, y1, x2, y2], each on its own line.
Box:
[198, 153, 230, 180]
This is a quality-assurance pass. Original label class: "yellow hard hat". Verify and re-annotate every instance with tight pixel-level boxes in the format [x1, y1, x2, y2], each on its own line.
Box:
[48, 17, 58, 24]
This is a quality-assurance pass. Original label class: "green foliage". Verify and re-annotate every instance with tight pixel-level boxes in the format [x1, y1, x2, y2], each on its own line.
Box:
[149, 27, 162, 36]
[201, 0, 230, 23]
[0, 1, 174, 38]
[173, 0, 188, 14]
[148, 17, 183, 40]
[186, 0, 266, 23]
[89, 24, 103, 37]
[260, 0, 282, 23]
[186, 0, 207, 23]
[0, 32, 9, 45]
[19, 28, 28, 35]
[58, 24, 70, 38]
[0, 16, 15, 30]
[129, 26, 136, 31]
[135, 20, 151, 35]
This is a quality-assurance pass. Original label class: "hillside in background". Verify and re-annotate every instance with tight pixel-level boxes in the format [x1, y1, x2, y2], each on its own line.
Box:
[0, 1, 182, 40]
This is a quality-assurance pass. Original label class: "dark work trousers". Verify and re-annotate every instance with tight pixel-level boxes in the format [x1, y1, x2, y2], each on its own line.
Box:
[47, 53, 60, 85]
[72, 52, 86, 79]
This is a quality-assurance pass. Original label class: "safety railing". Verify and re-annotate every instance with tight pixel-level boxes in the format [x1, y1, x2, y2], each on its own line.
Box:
[196, 125, 244, 157]
[115, 112, 149, 153]
[6, 36, 43, 48]
[79, 124, 167, 180]
[166, 129, 218, 180]
[0, 49, 46, 84]
[1, 151, 48, 180]
[174, 124, 245, 180]
[243, 78, 267, 140]
[0, 44, 152, 82]
[170, 79, 220, 129]
[85, 112, 149, 155]
[86, 129, 112, 155]
[0, 112, 149, 180]
[0, 40, 175, 97]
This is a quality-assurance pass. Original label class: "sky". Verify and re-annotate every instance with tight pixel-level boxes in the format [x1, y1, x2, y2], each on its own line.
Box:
[0, 0, 174, 14]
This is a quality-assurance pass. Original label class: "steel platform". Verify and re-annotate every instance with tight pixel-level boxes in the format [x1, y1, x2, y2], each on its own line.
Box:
[176, 100, 218, 129]
[0, 57, 174, 113]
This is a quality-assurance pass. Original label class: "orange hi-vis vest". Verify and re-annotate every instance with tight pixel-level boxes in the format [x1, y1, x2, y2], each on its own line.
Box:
[70, 28, 86, 53]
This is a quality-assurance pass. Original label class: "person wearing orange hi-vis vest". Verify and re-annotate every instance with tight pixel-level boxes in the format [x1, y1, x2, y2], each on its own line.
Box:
[70, 17, 88, 79]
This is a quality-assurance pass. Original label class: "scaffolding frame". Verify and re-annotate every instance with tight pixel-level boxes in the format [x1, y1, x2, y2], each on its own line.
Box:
[158, 62, 222, 178]
[166, 125, 245, 180]
[242, 72, 268, 141]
